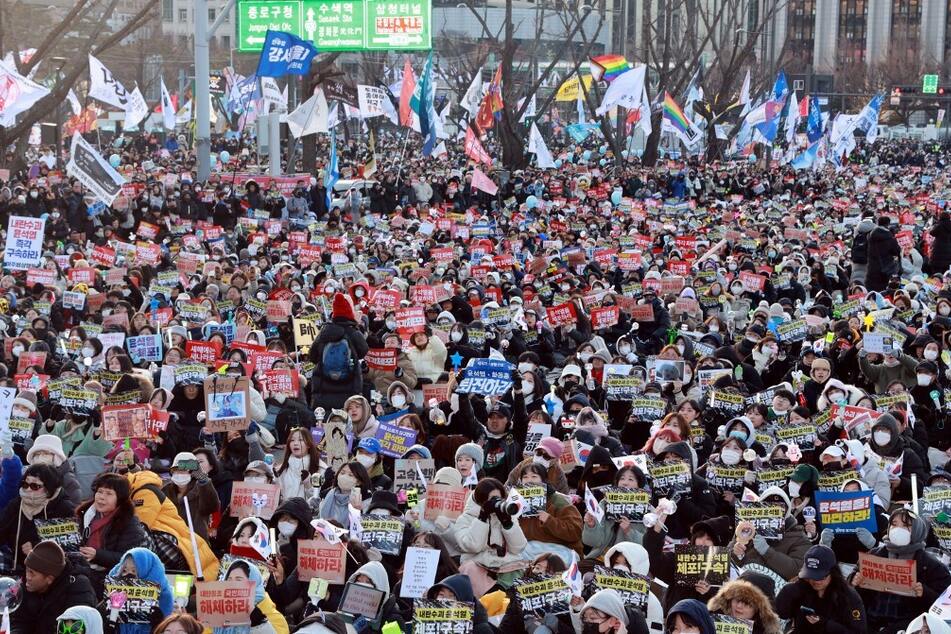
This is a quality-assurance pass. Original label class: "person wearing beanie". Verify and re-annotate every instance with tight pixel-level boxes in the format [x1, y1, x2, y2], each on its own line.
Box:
[25, 434, 83, 509]
[13, 539, 97, 634]
[455, 442, 484, 484]
[801, 357, 832, 413]
[504, 435, 569, 494]
[867, 411, 926, 500]
[309, 292, 368, 411]
[787, 463, 820, 526]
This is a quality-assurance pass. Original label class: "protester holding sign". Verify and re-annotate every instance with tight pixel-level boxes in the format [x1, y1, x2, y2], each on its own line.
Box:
[0, 463, 75, 571]
[106, 547, 174, 633]
[707, 580, 781, 634]
[161, 451, 220, 540]
[512, 463, 583, 558]
[728, 487, 811, 580]
[582, 466, 650, 559]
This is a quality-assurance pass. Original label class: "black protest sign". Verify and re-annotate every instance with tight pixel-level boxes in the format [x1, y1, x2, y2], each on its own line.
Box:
[412, 599, 474, 634]
[674, 545, 730, 587]
[649, 459, 692, 495]
[103, 578, 160, 623]
[735, 502, 785, 540]
[360, 517, 404, 555]
[34, 518, 82, 552]
[513, 574, 571, 615]
[601, 487, 652, 521]
[592, 565, 650, 611]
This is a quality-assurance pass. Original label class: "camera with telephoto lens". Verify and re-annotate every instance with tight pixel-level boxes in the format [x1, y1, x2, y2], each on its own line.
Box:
[490, 497, 521, 517]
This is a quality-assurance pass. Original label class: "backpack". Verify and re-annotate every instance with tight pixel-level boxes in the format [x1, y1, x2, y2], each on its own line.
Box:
[321, 337, 354, 382]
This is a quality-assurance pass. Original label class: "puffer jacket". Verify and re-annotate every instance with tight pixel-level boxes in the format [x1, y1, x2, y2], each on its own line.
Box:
[453, 494, 528, 570]
[728, 514, 811, 580]
[517, 487, 584, 555]
[707, 580, 781, 634]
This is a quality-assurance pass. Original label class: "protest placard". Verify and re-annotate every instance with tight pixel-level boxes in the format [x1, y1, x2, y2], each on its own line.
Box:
[104, 578, 161, 623]
[523, 423, 552, 457]
[818, 468, 863, 491]
[196, 580, 255, 628]
[706, 464, 749, 493]
[513, 573, 572, 615]
[774, 422, 818, 450]
[456, 359, 514, 395]
[186, 340, 222, 365]
[204, 375, 250, 432]
[423, 484, 468, 521]
[126, 334, 163, 363]
[34, 518, 81, 552]
[516, 486, 548, 517]
[921, 486, 951, 520]
[674, 545, 730, 587]
[394, 458, 435, 494]
[592, 566, 650, 611]
[101, 404, 150, 441]
[755, 465, 795, 491]
[4, 216, 45, 270]
[297, 537, 347, 583]
[857, 552, 917, 596]
[713, 615, 754, 634]
[546, 302, 578, 327]
[366, 348, 399, 371]
[58, 388, 98, 415]
[360, 517, 405, 555]
[230, 481, 280, 519]
[601, 487, 652, 521]
[735, 502, 786, 540]
[412, 599, 474, 634]
[708, 390, 745, 414]
[292, 315, 320, 353]
[590, 305, 620, 330]
[396, 306, 426, 333]
[605, 376, 642, 402]
[262, 369, 299, 397]
[17, 351, 46, 375]
[400, 547, 441, 599]
[373, 418, 417, 458]
[649, 459, 692, 495]
[815, 489, 877, 533]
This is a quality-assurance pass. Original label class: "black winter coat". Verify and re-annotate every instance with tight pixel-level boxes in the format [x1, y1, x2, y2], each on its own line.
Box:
[11, 561, 97, 634]
[865, 226, 901, 292]
[0, 489, 76, 571]
[309, 317, 369, 410]
[931, 216, 951, 274]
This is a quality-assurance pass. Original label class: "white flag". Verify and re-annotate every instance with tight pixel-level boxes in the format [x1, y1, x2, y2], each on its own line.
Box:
[175, 99, 193, 125]
[576, 86, 586, 124]
[65, 132, 126, 205]
[461, 66, 484, 116]
[785, 90, 799, 145]
[357, 85, 388, 118]
[739, 69, 751, 105]
[528, 123, 555, 169]
[519, 94, 536, 123]
[636, 84, 652, 137]
[87, 54, 130, 111]
[124, 85, 149, 128]
[0, 59, 50, 127]
[596, 65, 646, 116]
[66, 89, 82, 116]
[261, 77, 285, 112]
[435, 101, 450, 140]
[433, 141, 448, 158]
[160, 78, 175, 130]
[284, 88, 329, 137]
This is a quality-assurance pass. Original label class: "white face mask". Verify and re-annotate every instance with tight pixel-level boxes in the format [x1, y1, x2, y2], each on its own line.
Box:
[889, 526, 912, 546]
[917, 374, 933, 386]
[450, 331, 463, 342]
[617, 343, 631, 355]
[30, 453, 53, 465]
[391, 393, 406, 408]
[82, 347, 94, 358]
[612, 564, 630, 573]
[676, 344, 685, 354]
[337, 473, 356, 492]
[171, 473, 191, 487]
[720, 449, 742, 465]
[11, 346, 23, 356]
[873, 430, 891, 446]
[925, 349, 940, 361]
[579, 352, 593, 363]
[356, 454, 376, 470]
[245, 476, 266, 484]
[709, 325, 720, 333]
[940, 306, 951, 316]
[788, 481, 801, 498]
[532, 455, 551, 468]
[278, 521, 298, 537]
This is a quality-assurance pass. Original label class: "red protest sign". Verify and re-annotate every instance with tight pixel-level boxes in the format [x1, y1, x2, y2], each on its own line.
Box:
[25, 268, 56, 287]
[396, 306, 426, 334]
[196, 580, 255, 628]
[90, 245, 117, 268]
[896, 230, 914, 251]
[148, 307, 173, 326]
[68, 267, 97, 285]
[369, 289, 400, 313]
[547, 302, 577, 327]
[17, 352, 46, 374]
[265, 300, 292, 324]
[618, 252, 642, 270]
[297, 537, 347, 583]
[423, 484, 468, 521]
[185, 340, 222, 366]
[366, 348, 398, 371]
[628, 303, 655, 322]
[147, 407, 170, 436]
[14, 373, 48, 392]
[422, 383, 450, 404]
[263, 369, 300, 396]
[739, 271, 767, 292]
[857, 552, 916, 596]
[590, 305, 620, 330]
[230, 481, 281, 519]
[249, 350, 284, 375]
[137, 221, 160, 240]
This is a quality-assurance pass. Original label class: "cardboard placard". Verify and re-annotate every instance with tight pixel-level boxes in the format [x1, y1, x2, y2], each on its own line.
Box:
[815, 489, 877, 534]
[423, 484, 468, 521]
[857, 552, 917, 596]
[400, 546, 441, 599]
[513, 573, 571, 615]
[393, 458, 435, 494]
[229, 481, 280, 519]
[101, 404, 150, 441]
[674, 545, 730, 587]
[359, 517, 405, 555]
[297, 537, 347, 583]
[204, 375, 250, 432]
[196, 580, 255, 628]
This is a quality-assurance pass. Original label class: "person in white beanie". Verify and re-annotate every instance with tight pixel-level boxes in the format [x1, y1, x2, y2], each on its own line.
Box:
[26, 435, 82, 509]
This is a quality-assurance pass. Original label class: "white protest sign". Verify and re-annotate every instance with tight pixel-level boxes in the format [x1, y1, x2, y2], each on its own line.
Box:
[399, 547, 440, 598]
[0, 387, 16, 433]
[3, 216, 45, 271]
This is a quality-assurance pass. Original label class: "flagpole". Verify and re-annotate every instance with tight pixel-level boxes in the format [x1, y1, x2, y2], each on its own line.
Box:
[395, 125, 411, 190]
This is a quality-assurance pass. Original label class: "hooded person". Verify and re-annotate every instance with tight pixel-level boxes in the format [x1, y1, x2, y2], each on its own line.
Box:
[310, 293, 369, 411]
[652, 441, 717, 540]
[706, 580, 781, 634]
[664, 599, 716, 634]
[851, 216, 876, 284]
[504, 436, 570, 494]
[56, 606, 105, 634]
[344, 394, 380, 439]
[572, 588, 650, 634]
[345, 561, 405, 632]
[107, 548, 175, 634]
[602, 542, 665, 633]
[842, 438, 892, 508]
[426, 574, 494, 634]
[574, 407, 624, 456]
[217, 558, 289, 634]
[866, 412, 926, 499]
[854, 508, 951, 632]
[907, 613, 951, 634]
[125, 470, 220, 580]
[727, 486, 811, 580]
[269, 496, 316, 579]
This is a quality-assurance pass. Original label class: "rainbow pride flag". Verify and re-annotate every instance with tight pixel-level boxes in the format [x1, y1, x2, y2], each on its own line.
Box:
[590, 54, 631, 83]
[662, 91, 691, 133]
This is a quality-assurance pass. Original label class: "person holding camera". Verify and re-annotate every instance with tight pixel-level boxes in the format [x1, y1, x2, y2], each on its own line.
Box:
[454, 477, 527, 596]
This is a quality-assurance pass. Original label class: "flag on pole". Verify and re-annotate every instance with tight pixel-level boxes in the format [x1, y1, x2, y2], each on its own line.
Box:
[589, 54, 632, 83]
[160, 78, 176, 131]
[399, 58, 416, 127]
[475, 65, 503, 131]
[471, 168, 498, 196]
[87, 54, 129, 112]
[683, 66, 704, 108]
[464, 126, 492, 166]
[324, 128, 339, 209]
[576, 85, 586, 124]
[461, 66, 484, 116]
[739, 69, 751, 105]
[528, 123, 555, 169]
[433, 141, 448, 158]
[364, 129, 377, 177]
[790, 141, 820, 170]
[285, 88, 330, 137]
[807, 95, 824, 142]
[785, 90, 799, 144]
[0, 59, 50, 127]
[584, 485, 604, 522]
[256, 30, 318, 77]
[595, 65, 646, 116]
[662, 92, 702, 148]
[410, 51, 437, 156]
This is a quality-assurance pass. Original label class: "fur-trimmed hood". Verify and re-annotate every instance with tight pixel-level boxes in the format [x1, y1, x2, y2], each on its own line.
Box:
[816, 378, 865, 412]
[707, 580, 781, 634]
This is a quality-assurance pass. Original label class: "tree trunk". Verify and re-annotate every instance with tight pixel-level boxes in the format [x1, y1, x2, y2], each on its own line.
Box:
[642, 112, 663, 165]
[500, 109, 527, 169]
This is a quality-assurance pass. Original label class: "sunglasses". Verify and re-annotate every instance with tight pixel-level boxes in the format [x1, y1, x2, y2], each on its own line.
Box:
[58, 621, 85, 634]
[20, 481, 43, 491]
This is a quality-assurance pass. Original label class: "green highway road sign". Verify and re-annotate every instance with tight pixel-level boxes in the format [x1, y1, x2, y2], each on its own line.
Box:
[923, 74, 939, 94]
[237, 0, 431, 52]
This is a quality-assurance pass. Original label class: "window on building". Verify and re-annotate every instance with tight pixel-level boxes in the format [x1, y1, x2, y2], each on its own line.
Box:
[209, 8, 216, 21]
[222, 35, 231, 49]
[178, 7, 187, 22]
[162, 0, 173, 21]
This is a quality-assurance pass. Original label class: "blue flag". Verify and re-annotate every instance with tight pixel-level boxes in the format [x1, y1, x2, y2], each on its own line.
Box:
[807, 95, 823, 143]
[791, 141, 819, 170]
[227, 74, 260, 114]
[410, 52, 437, 156]
[773, 70, 788, 99]
[256, 30, 318, 78]
[324, 128, 339, 209]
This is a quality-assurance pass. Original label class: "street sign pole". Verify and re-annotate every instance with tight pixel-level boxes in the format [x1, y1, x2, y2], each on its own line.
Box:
[196, 0, 237, 181]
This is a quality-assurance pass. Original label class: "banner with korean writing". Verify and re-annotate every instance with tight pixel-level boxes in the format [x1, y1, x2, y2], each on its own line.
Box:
[394, 458, 435, 494]
[605, 376, 642, 402]
[857, 552, 917, 596]
[713, 615, 754, 634]
[601, 487, 652, 521]
[815, 489, 877, 533]
[736, 502, 785, 540]
[629, 397, 667, 420]
[366, 347, 399, 371]
[516, 486, 548, 517]
[104, 578, 160, 623]
[546, 302, 577, 327]
[514, 574, 571, 615]
[590, 305, 620, 330]
[412, 600, 473, 634]
[4, 216, 45, 270]
[34, 518, 81, 551]
[373, 418, 417, 458]
[230, 481, 280, 519]
[674, 545, 730, 586]
[126, 334, 163, 363]
[920, 486, 951, 520]
[297, 537, 347, 583]
[196, 580, 254, 628]
[456, 358, 514, 396]
[423, 484, 468, 521]
[705, 464, 749, 493]
[649, 459, 692, 495]
[360, 517, 405, 555]
[592, 566, 650, 611]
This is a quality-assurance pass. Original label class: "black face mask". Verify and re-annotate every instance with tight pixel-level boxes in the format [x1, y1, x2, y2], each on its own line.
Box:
[582, 623, 603, 634]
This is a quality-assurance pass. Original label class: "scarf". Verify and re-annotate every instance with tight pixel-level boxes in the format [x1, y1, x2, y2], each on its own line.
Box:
[86, 508, 118, 550]
[884, 514, 928, 558]
[19, 489, 54, 520]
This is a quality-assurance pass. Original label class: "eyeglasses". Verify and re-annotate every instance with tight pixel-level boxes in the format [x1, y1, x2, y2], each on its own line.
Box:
[20, 482, 43, 491]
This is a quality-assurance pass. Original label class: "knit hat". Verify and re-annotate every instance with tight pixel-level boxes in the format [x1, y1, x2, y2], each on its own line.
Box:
[811, 358, 831, 374]
[172, 452, 198, 470]
[537, 437, 564, 459]
[582, 589, 628, 626]
[433, 467, 462, 487]
[455, 443, 484, 470]
[13, 389, 37, 414]
[331, 293, 356, 321]
[25, 540, 65, 577]
[26, 434, 67, 467]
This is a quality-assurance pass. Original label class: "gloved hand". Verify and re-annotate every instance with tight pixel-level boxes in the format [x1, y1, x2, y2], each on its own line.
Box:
[434, 516, 452, 531]
[752, 534, 769, 555]
[856, 527, 876, 549]
[511, 370, 522, 391]
[246, 421, 260, 439]
[820, 529, 835, 547]
[543, 613, 561, 630]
